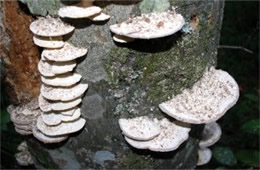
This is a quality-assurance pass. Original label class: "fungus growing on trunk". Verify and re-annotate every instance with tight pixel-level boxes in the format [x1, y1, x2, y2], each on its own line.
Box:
[159, 67, 239, 124]
[199, 122, 222, 148]
[197, 148, 212, 166]
[110, 8, 184, 42]
[41, 73, 82, 87]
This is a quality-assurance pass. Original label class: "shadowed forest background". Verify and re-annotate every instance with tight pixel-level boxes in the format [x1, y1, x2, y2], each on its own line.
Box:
[0, 1, 259, 169]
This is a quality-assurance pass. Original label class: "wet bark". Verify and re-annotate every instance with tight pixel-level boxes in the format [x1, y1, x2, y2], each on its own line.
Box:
[1, 0, 224, 168]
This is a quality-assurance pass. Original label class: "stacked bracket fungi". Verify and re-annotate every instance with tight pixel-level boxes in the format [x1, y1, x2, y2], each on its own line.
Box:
[109, 8, 185, 43]
[27, 17, 88, 143]
[158, 67, 239, 165]
[58, 0, 110, 21]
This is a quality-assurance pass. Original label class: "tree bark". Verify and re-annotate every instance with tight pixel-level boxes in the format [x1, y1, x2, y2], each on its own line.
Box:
[1, 0, 225, 168]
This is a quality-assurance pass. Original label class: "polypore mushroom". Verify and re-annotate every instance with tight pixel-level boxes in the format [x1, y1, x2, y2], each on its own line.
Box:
[197, 148, 212, 166]
[110, 9, 185, 40]
[41, 42, 88, 62]
[36, 116, 86, 136]
[199, 122, 222, 148]
[41, 73, 82, 87]
[89, 12, 111, 21]
[118, 116, 160, 141]
[159, 67, 239, 124]
[41, 83, 88, 101]
[38, 94, 82, 112]
[33, 35, 64, 48]
[15, 151, 34, 166]
[41, 108, 81, 126]
[30, 16, 74, 37]
[112, 34, 135, 43]
[32, 121, 68, 143]
[38, 59, 77, 77]
[58, 6, 102, 19]
[123, 118, 191, 152]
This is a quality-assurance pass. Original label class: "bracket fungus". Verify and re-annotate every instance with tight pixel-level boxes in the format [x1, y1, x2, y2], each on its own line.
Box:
[58, 6, 102, 19]
[197, 148, 212, 166]
[119, 117, 190, 152]
[41, 42, 88, 62]
[199, 122, 222, 148]
[15, 142, 34, 166]
[41, 73, 82, 87]
[33, 35, 64, 49]
[110, 9, 185, 41]
[159, 67, 239, 124]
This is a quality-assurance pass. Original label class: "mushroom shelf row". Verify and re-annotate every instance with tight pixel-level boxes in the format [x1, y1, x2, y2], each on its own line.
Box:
[27, 17, 88, 143]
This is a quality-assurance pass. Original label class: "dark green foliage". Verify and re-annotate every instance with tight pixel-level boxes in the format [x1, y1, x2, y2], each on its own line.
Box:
[213, 147, 237, 166]
[241, 119, 260, 135]
[236, 150, 260, 168]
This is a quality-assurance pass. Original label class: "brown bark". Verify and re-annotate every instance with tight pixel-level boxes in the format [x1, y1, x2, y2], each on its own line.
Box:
[0, 0, 41, 104]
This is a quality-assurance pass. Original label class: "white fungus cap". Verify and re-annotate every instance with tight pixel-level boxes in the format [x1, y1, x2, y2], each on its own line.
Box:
[118, 116, 160, 141]
[38, 94, 82, 112]
[15, 151, 34, 166]
[58, 6, 102, 19]
[32, 122, 68, 143]
[41, 73, 82, 87]
[124, 118, 191, 152]
[41, 108, 81, 126]
[41, 42, 88, 62]
[197, 148, 212, 166]
[37, 116, 86, 136]
[14, 123, 33, 131]
[89, 13, 110, 21]
[41, 83, 88, 101]
[199, 122, 222, 148]
[33, 35, 64, 49]
[110, 10, 185, 39]
[30, 17, 75, 37]
[15, 127, 33, 135]
[38, 59, 77, 77]
[17, 141, 28, 152]
[159, 67, 240, 124]
[112, 34, 135, 43]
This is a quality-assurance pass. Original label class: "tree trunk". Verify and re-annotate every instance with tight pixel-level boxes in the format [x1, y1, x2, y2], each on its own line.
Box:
[1, 0, 225, 168]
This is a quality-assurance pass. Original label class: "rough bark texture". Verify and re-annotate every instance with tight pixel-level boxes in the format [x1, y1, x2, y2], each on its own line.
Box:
[1, 0, 224, 168]
[0, 0, 41, 104]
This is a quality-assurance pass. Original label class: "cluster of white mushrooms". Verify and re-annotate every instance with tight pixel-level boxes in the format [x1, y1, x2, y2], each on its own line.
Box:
[7, 0, 239, 167]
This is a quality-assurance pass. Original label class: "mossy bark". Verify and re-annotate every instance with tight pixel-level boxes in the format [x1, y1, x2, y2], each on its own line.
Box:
[1, 0, 224, 168]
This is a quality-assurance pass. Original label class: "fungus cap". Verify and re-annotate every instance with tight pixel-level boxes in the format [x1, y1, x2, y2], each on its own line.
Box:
[89, 13, 110, 21]
[58, 6, 102, 19]
[125, 119, 191, 152]
[41, 42, 88, 62]
[41, 108, 81, 126]
[15, 127, 33, 135]
[41, 83, 88, 101]
[39, 94, 82, 111]
[197, 148, 212, 166]
[41, 73, 82, 87]
[37, 116, 86, 136]
[112, 34, 135, 43]
[30, 17, 74, 37]
[14, 123, 33, 131]
[110, 10, 185, 39]
[9, 105, 40, 125]
[118, 116, 160, 141]
[32, 123, 68, 143]
[159, 67, 240, 124]
[199, 122, 222, 148]
[17, 141, 28, 152]
[33, 35, 64, 49]
[38, 59, 77, 77]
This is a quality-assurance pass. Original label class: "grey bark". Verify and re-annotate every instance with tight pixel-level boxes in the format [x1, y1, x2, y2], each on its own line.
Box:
[4, 0, 225, 169]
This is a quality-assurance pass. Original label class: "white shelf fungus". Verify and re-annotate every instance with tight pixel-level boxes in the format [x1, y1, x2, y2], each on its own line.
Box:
[41, 73, 82, 87]
[159, 67, 240, 124]
[197, 148, 212, 166]
[42, 108, 81, 126]
[37, 116, 86, 136]
[30, 17, 75, 37]
[110, 9, 185, 39]
[89, 12, 111, 21]
[33, 35, 64, 48]
[112, 34, 135, 43]
[119, 116, 161, 141]
[38, 59, 77, 77]
[39, 94, 82, 112]
[199, 122, 222, 148]
[41, 42, 88, 62]
[124, 118, 191, 152]
[58, 6, 102, 19]
[41, 83, 88, 101]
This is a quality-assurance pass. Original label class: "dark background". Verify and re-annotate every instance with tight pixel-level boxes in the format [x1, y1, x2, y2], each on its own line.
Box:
[1, 1, 259, 169]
